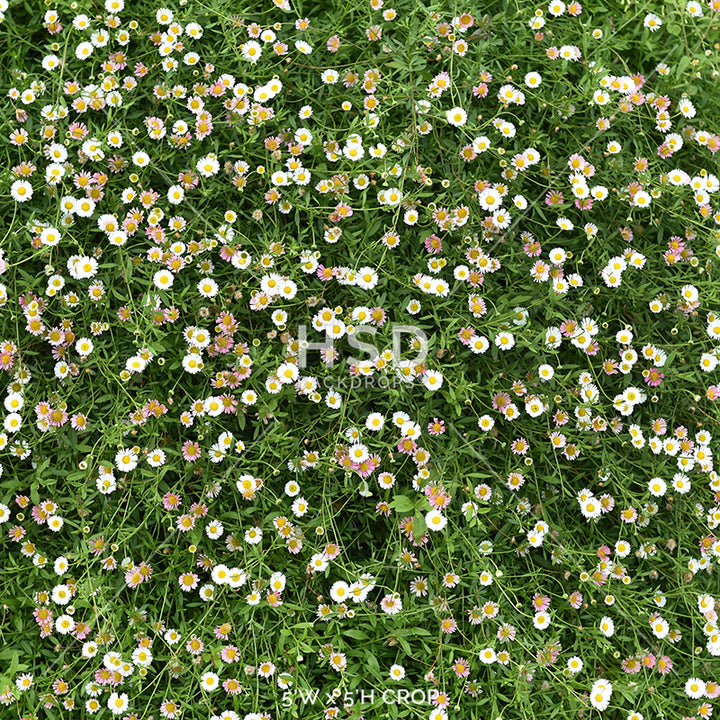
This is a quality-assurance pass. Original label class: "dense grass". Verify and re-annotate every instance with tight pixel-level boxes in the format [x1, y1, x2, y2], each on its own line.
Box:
[0, 1, 719, 719]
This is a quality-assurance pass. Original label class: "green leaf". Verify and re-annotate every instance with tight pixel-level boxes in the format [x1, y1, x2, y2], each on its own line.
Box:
[412, 511, 427, 542]
[343, 629, 370, 640]
[389, 495, 414, 513]
[365, 651, 380, 678]
[396, 634, 412, 656]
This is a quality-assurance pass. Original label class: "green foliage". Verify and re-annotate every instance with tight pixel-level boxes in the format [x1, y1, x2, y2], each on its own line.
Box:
[0, 0, 719, 719]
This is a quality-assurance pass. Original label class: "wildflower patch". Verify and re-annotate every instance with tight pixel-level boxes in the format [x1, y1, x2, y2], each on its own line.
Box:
[0, 1, 720, 719]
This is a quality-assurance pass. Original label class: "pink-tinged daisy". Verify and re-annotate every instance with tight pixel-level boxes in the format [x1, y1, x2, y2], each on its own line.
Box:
[497, 623, 516, 642]
[125, 566, 144, 588]
[644, 368, 664, 387]
[159, 699, 181, 719]
[162, 492, 182, 510]
[620, 507, 637, 523]
[181, 441, 202, 462]
[452, 658, 470, 678]
[222, 678, 242, 695]
[258, 661, 276, 678]
[440, 617, 457, 634]
[214, 623, 232, 640]
[532, 594, 551, 612]
[178, 572, 199, 592]
[186, 637, 204, 655]
[427, 418, 445, 435]
[380, 593, 403, 615]
[221, 645, 240, 663]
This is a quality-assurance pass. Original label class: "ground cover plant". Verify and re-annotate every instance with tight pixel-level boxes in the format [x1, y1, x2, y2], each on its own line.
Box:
[0, 0, 720, 718]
